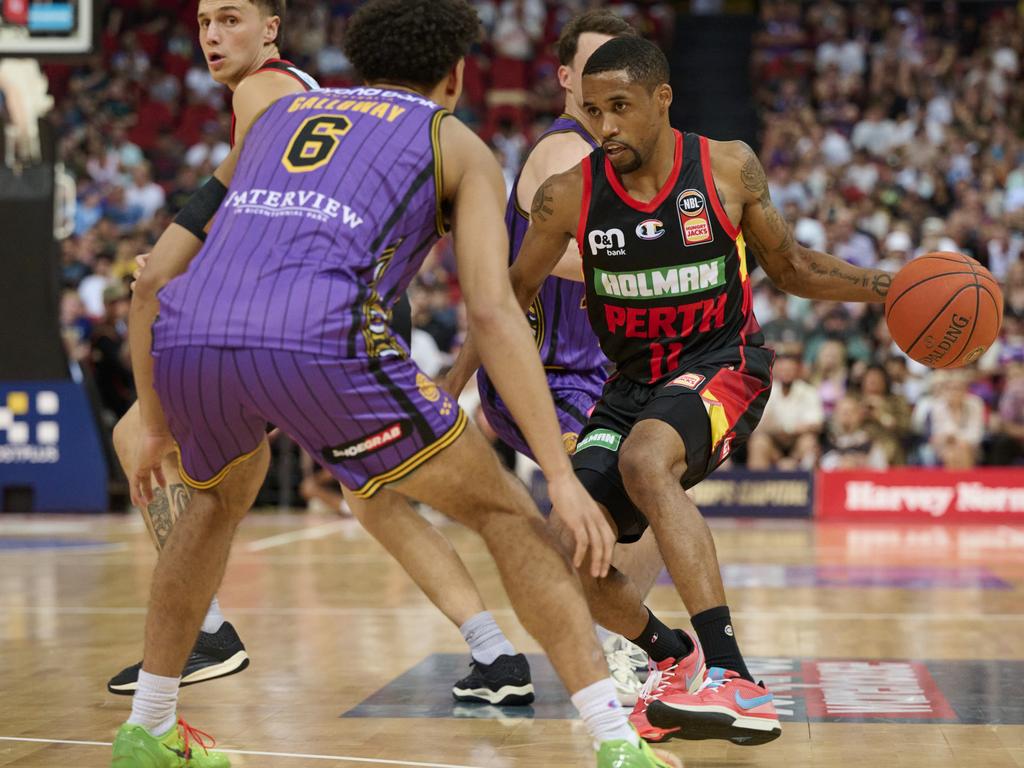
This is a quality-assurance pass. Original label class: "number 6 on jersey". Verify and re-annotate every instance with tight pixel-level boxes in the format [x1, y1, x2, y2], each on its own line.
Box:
[283, 115, 353, 172]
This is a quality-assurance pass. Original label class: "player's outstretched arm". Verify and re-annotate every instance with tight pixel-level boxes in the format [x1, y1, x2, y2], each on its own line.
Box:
[444, 166, 582, 395]
[444, 120, 613, 577]
[726, 141, 893, 303]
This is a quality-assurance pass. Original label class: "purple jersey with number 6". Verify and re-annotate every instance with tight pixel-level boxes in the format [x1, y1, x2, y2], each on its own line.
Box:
[155, 86, 449, 360]
[151, 88, 468, 498]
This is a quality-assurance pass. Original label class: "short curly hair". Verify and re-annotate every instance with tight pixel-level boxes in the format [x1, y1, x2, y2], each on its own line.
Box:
[344, 0, 481, 90]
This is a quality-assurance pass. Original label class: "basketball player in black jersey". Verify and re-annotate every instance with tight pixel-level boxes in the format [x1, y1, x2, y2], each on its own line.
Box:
[449, 37, 894, 746]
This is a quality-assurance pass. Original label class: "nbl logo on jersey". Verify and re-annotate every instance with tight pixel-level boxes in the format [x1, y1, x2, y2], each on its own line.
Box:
[588, 228, 627, 257]
[677, 189, 714, 247]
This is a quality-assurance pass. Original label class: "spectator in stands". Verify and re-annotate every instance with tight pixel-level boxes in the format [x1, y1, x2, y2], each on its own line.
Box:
[916, 216, 959, 257]
[805, 305, 870, 365]
[124, 162, 166, 223]
[914, 371, 988, 469]
[859, 363, 912, 465]
[877, 229, 913, 274]
[747, 353, 824, 471]
[990, 350, 1024, 465]
[831, 208, 877, 268]
[808, 337, 849, 417]
[78, 252, 114, 318]
[759, 286, 805, 348]
[184, 121, 230, 169]
[820, 395, 889, 470]
[90, 282, 134, 419]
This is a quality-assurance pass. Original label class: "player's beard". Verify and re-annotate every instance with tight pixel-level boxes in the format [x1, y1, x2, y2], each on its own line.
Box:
[605, 141, 643, 174]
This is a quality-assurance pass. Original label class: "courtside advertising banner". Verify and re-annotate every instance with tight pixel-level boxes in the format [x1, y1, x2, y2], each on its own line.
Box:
[0, 380, 107, 511]
[817, 468, 1024, 524]
[690, 470, 814, 518]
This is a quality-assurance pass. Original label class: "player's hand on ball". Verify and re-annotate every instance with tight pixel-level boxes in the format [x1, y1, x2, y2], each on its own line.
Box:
[130, 430, 175, 508]
[547, 474, 615, 579]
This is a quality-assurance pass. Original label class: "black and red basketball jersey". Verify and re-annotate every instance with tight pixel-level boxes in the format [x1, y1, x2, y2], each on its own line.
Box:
[577, 130, 764, 384]
[230, 58, 318, 146]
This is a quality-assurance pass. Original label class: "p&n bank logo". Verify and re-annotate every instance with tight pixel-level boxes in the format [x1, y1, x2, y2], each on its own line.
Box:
[588, 228, 626, 257]
[0, 391, 60, 464]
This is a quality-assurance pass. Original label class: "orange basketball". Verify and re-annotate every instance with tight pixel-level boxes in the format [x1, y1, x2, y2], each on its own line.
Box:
[885, 252, 1003, 369]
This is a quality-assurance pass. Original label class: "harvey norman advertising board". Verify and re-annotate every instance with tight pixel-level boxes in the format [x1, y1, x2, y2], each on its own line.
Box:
[817, 469, 1024, 524]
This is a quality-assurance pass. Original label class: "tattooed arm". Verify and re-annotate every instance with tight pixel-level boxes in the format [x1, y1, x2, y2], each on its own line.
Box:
[719, 141, 893, 303]
[443, 166, 582, 396]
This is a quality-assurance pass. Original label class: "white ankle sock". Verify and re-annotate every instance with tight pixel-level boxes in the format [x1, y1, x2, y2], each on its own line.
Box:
[571, 678, 638, 749]
[201, 596, 225, 634]
[127, 670, 180, 737]
[459, 611, 516, 665]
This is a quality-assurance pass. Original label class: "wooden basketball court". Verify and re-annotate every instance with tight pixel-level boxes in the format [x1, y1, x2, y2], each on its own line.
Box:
[1, 512, 1022, 767]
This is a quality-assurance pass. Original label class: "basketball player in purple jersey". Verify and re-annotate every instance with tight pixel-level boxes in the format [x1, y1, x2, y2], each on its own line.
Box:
[115, 0, 536, 710]
[454, 37, 894, 747]
[111, 2, 678, 765]
[107, 0, 318, 695]
[444, 10, 665, 706]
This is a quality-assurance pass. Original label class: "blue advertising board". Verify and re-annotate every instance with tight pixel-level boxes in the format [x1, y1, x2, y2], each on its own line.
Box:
[0, 380, 108, 511]
[689, 469, 814, 518]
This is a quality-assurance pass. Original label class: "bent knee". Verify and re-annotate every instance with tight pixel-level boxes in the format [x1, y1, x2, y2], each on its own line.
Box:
[619, 444, 683, 502]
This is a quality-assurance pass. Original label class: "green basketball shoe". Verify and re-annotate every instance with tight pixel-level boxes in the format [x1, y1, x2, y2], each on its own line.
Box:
[597, 737, 681, 767]
[111, 718, 230, 767]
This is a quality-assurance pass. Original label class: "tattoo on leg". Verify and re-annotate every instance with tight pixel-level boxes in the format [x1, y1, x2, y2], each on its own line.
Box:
[169, 483, 191, 517]
[147, 488, 173, 550]
[147, 483, 190, 550]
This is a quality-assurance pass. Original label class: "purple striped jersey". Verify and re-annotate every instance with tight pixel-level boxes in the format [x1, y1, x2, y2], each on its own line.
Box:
[506, 114, 608, 372]
[154, 87, 449, 359]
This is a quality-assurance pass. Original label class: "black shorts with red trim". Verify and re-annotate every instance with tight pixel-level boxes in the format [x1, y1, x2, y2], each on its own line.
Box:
[572, 345, 774, 543]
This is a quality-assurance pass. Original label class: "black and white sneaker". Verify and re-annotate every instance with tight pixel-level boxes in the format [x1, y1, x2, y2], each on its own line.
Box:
[452, 653, 535, 706]
[107, 621, 250, 695]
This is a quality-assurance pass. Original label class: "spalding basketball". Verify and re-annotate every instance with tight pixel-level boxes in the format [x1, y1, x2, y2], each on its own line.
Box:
[885, 252, 1003, 368]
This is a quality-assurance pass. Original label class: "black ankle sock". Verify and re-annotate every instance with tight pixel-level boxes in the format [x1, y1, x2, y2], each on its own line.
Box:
[629, 608, 694, 662]
[690, 605, 753, 682]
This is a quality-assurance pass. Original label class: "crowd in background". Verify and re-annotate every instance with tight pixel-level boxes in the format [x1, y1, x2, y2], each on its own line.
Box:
[41, 0, 1024, 481]
[746, 0, 1024, 470]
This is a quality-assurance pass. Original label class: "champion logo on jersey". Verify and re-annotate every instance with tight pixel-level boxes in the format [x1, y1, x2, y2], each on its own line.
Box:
[635, 219, 666, 241]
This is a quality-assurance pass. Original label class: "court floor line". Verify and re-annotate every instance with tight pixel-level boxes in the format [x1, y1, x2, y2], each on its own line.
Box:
[0, 736, 488, 768]
[245, 521, 351, 551]
[2, 605, 1023, 622]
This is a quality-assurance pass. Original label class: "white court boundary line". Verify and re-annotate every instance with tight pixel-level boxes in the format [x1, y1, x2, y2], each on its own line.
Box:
[0, 737, 488, 768]
[246, 521, 350, 551]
